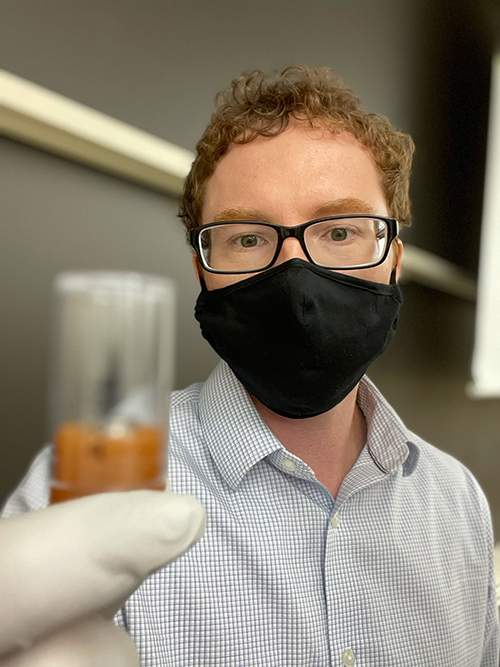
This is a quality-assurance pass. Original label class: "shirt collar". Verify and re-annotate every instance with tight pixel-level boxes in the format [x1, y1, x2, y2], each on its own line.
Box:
[357, 375, 411, 473]
[199, 361, 283, 489]
[199, 362, 412, 490]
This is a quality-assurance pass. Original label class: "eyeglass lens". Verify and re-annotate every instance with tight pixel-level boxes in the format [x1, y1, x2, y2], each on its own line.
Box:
[198, 218, 389, 272]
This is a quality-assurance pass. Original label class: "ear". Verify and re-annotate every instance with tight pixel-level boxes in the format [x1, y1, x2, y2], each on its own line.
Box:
[394, 239, 403, 282]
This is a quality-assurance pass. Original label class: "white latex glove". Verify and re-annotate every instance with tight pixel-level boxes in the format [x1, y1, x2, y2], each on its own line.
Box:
[0, 490, 206, 666]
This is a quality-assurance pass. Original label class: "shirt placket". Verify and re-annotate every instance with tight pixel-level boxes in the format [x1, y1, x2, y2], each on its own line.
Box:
[323, 454, 392, 666]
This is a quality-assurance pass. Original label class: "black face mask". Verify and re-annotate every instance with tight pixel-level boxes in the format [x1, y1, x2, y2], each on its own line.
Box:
[195, 258, 402, 419]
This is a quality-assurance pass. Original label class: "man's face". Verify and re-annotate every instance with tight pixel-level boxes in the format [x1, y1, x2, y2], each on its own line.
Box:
[196, 122, 402, 289]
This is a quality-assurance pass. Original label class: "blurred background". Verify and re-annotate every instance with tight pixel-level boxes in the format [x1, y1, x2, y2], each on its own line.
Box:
[0, 0, 499, 534]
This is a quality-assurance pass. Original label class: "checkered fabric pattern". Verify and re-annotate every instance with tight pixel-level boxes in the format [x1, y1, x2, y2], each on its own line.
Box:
[2, 361, 499, 666]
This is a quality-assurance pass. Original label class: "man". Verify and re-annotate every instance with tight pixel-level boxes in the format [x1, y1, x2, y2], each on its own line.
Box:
[3, 66, 499, 666]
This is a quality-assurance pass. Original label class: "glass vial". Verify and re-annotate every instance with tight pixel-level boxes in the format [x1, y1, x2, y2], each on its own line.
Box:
[48, 272, 176, 503]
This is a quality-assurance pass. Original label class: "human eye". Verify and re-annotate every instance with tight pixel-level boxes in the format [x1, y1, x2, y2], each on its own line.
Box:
[327, 226, 354, 242]
[234, 233, 266, 248]
[317, 222, 359, 244]
[224, 225, 274, 251]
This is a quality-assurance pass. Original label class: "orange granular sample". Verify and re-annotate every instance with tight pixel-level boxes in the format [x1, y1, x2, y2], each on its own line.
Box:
[50, 421, 166, 503]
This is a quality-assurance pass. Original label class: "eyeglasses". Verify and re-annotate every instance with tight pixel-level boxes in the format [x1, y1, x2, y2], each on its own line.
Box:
[190, 215, 399, 274]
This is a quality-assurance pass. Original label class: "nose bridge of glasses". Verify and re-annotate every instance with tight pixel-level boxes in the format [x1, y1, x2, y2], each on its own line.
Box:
[278, 223, 308, 252]
[279, 224, 304, 240]
[273, 224, 310, 264]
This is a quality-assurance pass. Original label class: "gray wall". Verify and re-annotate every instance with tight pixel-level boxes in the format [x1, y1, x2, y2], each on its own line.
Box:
[1, 0, 499, 536]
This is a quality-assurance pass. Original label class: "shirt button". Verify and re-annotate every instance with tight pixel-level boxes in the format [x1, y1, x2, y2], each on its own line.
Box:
[331, 512, 340, 528]
[342, 648, 356, 666]
[282, 458, 297, 472]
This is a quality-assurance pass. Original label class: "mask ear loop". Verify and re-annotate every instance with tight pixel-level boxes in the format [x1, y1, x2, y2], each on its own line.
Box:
[199, 273, 208, 291]
[194, 255, 208, 290]
[389, 236, 400, 285]
[390, 265, 398, 285]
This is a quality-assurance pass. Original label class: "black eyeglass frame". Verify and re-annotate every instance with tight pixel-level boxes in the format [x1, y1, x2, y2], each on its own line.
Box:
[190, 214, 399, 275]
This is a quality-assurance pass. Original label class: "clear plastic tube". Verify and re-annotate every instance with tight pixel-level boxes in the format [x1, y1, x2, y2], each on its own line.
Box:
[48, 272, 176, 502]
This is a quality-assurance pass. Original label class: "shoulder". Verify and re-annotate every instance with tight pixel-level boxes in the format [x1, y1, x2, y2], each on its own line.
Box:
[1, 446, 52, 517]
[405, 430, 493, 539]
[168, 381, 218, 492]
[410, 430, 486, 495]
[361, 376, 492, 527]
[169, 382, 205, 447]
[171, 382, 204, 410]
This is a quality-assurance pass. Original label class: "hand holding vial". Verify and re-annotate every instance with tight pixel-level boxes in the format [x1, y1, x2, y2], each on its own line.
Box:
[0, 273, 206, 666]
[0, 490, 206, 666]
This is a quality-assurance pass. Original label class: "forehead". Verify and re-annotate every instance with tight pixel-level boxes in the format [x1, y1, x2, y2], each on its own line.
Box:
[202, 123, 388, 224]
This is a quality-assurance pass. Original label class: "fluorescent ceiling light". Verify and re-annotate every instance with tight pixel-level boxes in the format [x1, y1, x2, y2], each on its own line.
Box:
[0, 69, 194, 196]
[469, 53, 500, 398]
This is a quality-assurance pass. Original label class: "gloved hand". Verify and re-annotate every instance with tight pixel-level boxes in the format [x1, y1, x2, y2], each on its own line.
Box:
[0, 490, 206, 666]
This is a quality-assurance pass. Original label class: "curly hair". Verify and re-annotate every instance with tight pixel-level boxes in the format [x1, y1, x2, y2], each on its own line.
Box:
[179, 66, 414, 236]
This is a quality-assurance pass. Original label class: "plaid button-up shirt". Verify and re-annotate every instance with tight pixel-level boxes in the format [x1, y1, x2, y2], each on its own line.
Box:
[3, 361, 499, 666]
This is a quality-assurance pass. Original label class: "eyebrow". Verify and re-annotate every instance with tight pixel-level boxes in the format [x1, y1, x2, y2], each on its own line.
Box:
[212, 207, 267, 222]
[211, 198, 378, 223]
[312, 198, 378, 217]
